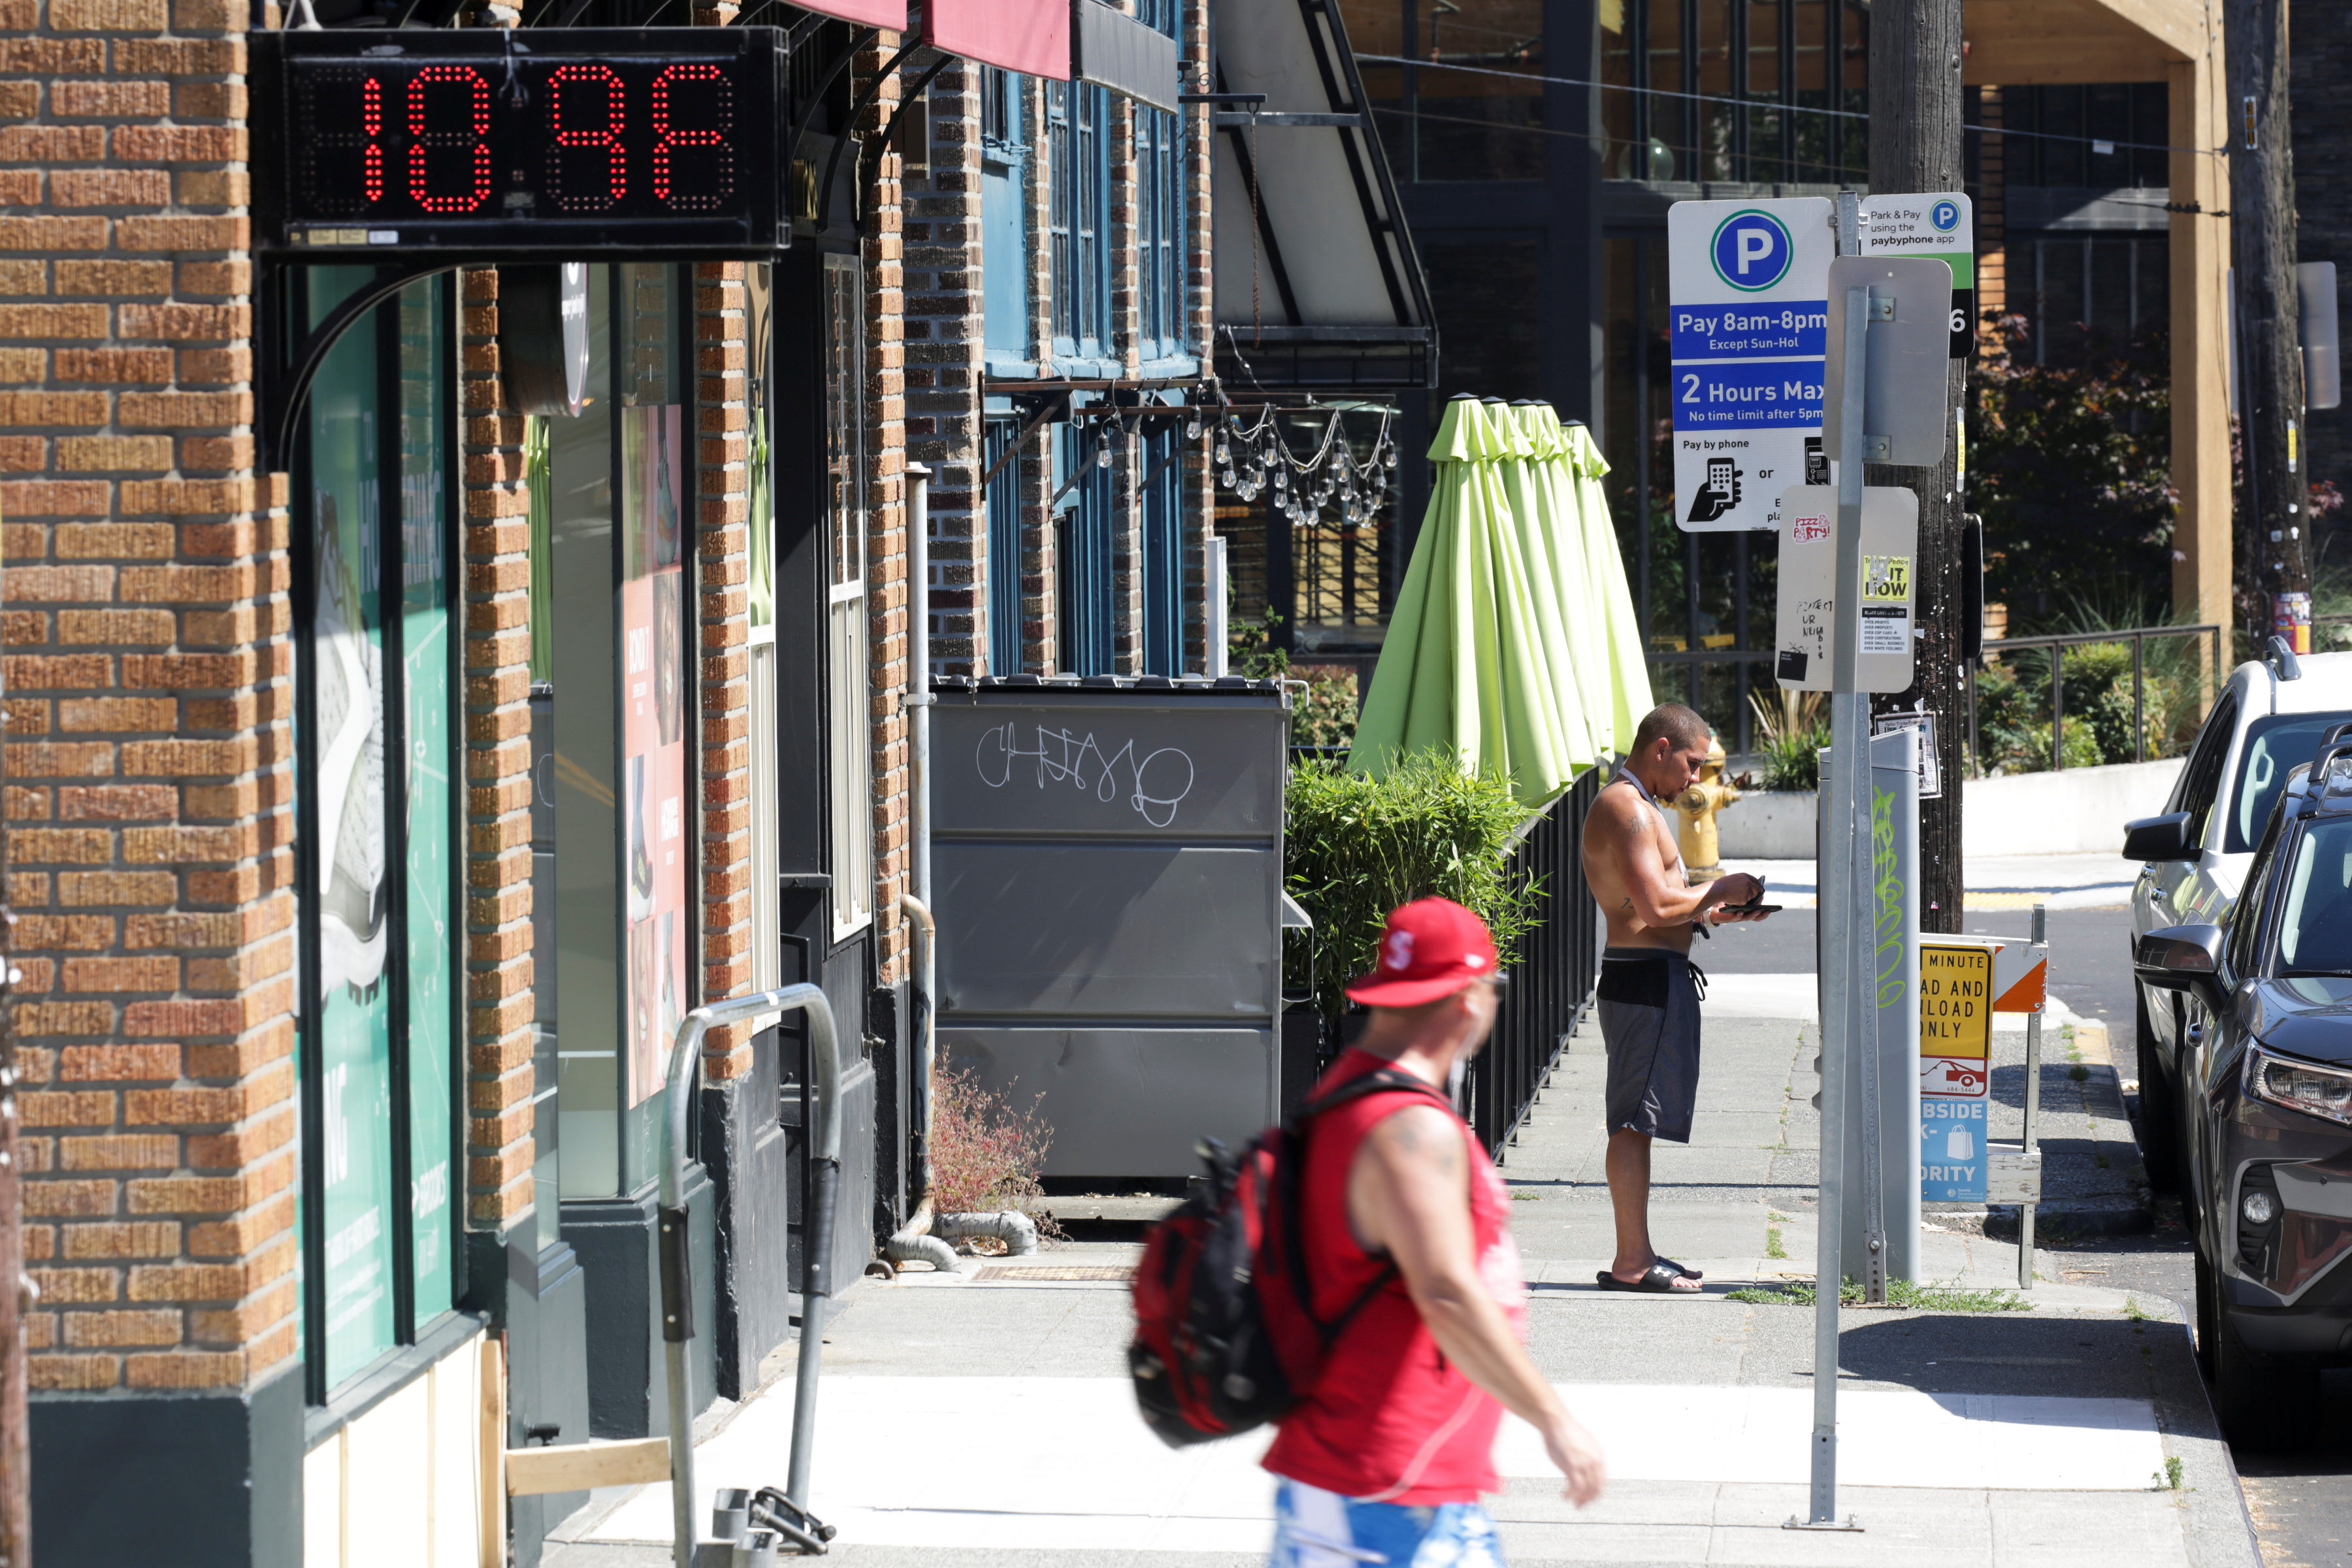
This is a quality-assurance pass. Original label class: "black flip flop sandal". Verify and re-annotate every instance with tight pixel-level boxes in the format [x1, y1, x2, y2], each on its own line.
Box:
[1595, 1264, 1701, 1294]
[1656, 1257, 1703, 1281]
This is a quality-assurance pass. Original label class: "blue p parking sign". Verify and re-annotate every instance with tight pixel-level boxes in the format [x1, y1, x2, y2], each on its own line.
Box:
[1710, 209, 1794, 292]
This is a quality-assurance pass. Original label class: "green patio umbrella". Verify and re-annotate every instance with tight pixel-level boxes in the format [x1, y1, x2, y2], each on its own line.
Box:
[1492, 401, 1600, 775]
[1348, 395, 1582, 809]
[1552, 414, 1652, 755]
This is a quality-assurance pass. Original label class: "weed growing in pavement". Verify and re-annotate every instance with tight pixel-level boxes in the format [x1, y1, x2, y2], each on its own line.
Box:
[1510, 1190, 1539, 1201]
[1723, 1278, 2033, 1312]
[927, 1064, 1063, 1250]
[2159, 1456, 2185, 1490]
[1765, 1214, 1789, 1260]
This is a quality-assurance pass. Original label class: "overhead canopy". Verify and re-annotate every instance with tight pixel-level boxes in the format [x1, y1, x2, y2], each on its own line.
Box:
[924, 0, 1070, 79]
[794, 0, 907, 25]
[1212, 0, 1433, 391]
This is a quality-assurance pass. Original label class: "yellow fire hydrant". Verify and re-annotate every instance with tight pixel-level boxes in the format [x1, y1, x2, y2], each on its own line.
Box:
[1673, 735, 1740, 881]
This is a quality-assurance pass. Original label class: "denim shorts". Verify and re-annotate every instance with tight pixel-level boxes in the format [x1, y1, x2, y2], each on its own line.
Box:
[1270, 1478, 1507, 1567]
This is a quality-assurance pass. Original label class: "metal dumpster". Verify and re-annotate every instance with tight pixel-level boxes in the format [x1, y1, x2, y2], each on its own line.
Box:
[929, 676, 1290, 1181]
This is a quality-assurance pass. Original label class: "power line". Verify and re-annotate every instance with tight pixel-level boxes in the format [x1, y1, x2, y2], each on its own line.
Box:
[1352, 52, 2227, 159]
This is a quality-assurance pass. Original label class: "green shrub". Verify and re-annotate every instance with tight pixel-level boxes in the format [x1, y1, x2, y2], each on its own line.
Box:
[1285, 753, 1539, 1027]
[1748, 691, 1827, 792]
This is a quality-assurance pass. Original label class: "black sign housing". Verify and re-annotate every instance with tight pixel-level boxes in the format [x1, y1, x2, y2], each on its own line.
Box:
[254, 27, 787, 259]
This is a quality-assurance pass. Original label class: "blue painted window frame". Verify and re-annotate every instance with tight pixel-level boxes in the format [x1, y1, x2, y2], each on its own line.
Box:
[981, 67, 1034, 376]
[1141, 421, 1184, 674]
[1134, 0, 1190, 369]
[1047, 80, 1114, 374]
[984, 416, 1026, 674]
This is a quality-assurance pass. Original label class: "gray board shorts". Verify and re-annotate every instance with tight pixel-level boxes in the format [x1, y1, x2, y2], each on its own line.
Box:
[1597, 948, 1705, 1143]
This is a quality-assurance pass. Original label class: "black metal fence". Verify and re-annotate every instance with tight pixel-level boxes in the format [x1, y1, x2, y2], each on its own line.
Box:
[1468, 768, 1603, 1163]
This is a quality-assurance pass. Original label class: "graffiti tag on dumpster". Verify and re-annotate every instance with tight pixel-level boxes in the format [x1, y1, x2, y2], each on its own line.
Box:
[974, 722, 1196, 828]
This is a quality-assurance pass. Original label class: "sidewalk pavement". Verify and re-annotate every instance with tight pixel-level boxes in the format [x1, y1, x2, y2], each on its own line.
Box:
[546, 988, 2255, 1568]
[1722, 852, 2142, 911]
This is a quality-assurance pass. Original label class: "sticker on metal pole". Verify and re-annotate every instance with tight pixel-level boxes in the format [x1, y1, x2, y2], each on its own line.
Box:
[1667, 197, 1835, 533]
[1772, 484, 1918, 693]
[1919, 941, 1993, 1203]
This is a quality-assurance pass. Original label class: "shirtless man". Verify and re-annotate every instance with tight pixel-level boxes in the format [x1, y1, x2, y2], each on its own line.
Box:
[1579, 703, 1771, 1293]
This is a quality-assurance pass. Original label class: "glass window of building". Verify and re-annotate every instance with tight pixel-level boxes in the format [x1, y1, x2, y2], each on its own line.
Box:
[547, 263, 696, 1200]
[295, 269, 460, 1397]
[823, 254, 874, 936]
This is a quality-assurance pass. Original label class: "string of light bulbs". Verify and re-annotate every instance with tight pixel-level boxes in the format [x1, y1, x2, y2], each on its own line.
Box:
[1212, 406, 1400, 529]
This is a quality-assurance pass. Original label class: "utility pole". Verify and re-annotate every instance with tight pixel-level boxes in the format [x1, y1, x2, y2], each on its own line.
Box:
[1868, 0, 1966, 934]
[2229, 0, 2306, 653]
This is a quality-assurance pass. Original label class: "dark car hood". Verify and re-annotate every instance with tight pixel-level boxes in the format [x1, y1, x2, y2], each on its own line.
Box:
[2247, 977, 2352, 1065]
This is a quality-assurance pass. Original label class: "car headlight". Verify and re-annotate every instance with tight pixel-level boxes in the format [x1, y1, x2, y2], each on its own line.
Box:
[2246, 1043, 2352, 1126]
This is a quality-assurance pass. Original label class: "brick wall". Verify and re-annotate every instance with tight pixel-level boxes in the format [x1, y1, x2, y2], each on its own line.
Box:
[694, 259, 757, 1073]
[859, 39, 911, 985]
[1, 0, 301, 1394]
[457, 267, 536, 1237]
[903, 62, 987, 679]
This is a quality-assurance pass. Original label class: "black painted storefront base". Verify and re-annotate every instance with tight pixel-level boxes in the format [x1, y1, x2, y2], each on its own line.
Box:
[33, 1362, 303, 1568]
[466, 1228, 593, 1567]
[563, 1166, 717, 1439]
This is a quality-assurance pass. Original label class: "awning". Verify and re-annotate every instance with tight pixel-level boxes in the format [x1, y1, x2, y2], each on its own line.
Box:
[924, 0, 1071, 80]
[1212, 0, 1433, 391]
[793, 0, 907, 25]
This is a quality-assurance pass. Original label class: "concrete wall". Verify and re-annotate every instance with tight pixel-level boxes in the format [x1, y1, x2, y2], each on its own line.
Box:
[1718, 757, 2185, 859]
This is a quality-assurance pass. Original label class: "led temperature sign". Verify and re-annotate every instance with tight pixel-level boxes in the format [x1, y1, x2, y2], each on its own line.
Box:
[255, 29, 787, 257]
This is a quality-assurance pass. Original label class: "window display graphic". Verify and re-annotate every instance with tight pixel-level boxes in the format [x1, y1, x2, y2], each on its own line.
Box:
[621, 404, 687, 1109]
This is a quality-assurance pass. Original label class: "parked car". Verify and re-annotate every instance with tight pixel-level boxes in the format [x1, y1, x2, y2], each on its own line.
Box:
[2127, 645, 2352, 1190]
[2134, 743, 2352, 1448]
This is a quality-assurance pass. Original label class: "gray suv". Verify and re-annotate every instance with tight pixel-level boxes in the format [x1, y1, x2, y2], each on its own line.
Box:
[2129, 648, 2352, 1190]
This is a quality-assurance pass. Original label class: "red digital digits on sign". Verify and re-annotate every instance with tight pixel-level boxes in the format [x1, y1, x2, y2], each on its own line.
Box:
[408, 67, 492, 214]
[293, 53, 736, 221]
[549, 63, 627, 210]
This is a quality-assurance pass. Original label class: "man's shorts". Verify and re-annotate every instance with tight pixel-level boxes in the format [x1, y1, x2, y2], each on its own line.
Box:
[1270, 1478, 1506, 1567]
[1597, 948, 1705, 1143]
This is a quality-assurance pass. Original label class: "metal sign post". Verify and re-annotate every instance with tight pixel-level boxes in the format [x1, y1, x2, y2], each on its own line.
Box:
[1793, 189, 1872, 1535]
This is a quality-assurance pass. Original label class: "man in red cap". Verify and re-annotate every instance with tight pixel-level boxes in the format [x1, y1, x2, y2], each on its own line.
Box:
[1263, 897, 1607, 1567]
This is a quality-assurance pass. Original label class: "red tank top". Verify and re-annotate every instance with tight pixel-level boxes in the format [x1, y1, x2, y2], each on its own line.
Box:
[1261, 1048, 1529, 1503]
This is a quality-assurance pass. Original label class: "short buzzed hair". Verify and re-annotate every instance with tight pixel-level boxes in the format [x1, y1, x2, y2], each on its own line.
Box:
[1632, 702, 1711, 756]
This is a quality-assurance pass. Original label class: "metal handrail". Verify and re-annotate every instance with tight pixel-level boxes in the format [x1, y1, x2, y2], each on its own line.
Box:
[659, 984, 842, 1568]
[1969, 623, 2223, 774]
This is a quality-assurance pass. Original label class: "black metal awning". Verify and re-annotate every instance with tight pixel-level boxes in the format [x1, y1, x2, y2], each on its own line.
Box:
[1209, 0, 1435, 393]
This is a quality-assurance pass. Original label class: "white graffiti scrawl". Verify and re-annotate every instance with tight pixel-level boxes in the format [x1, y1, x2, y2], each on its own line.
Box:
[974, 722, 1196, 827]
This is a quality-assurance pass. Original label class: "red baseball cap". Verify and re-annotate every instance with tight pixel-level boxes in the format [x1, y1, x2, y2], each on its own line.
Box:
[1346, 897, 1501, 1007]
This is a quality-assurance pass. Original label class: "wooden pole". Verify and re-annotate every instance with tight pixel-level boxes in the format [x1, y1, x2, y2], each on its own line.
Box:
[2229, 0, 2306, 651]
[1868, 0, 1967, 934]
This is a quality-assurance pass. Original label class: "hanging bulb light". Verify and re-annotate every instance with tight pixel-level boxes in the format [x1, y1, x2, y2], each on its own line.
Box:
[1273, 466, 1288, 492]
[1186, 417, 1203, 440]
[1219, 465, 1236, 488]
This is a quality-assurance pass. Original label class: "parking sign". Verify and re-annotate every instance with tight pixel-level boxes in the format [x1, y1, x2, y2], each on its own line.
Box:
[1667, 197, 1835, 534]
[1919, 941, 1993, 1202]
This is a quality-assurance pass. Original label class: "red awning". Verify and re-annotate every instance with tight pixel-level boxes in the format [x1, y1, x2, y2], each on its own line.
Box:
[923, 0, 1070, 80]
[795, 0, 907, 25]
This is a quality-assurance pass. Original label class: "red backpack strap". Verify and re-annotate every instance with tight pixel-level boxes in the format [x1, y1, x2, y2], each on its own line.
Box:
[1275, 1066, 1455, 1354]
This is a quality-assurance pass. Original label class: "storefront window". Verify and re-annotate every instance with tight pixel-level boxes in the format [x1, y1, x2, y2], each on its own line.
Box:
[297, 267, 459, 1396]
[550, 264, 694, 1199]
[824, 254, 874, 936]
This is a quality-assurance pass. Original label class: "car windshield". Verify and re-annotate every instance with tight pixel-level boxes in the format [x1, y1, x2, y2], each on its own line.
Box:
[2277, 819, 2352, 976]
[2230, 715, 2352, 853]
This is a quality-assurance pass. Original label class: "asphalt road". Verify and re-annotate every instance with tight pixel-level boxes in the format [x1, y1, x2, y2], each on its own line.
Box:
[1697, 896, 2352, 1565]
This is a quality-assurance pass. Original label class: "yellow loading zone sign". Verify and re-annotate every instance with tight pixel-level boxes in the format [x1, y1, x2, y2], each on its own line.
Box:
[1920, 943, 1991, 1201]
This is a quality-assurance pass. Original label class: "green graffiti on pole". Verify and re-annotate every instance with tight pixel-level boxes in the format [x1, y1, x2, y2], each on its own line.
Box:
[1873, 783, 1905, 1007]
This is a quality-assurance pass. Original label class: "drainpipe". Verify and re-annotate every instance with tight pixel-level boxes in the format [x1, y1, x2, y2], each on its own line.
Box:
[877, 466, 1040, 1269]
[659, 983, 842, 1568]
[883, 465, 960, 1273]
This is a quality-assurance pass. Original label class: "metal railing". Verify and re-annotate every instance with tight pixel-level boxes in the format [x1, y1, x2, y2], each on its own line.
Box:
[1966, 623, 2223, 774]
[1468, 768, 1602, 1162]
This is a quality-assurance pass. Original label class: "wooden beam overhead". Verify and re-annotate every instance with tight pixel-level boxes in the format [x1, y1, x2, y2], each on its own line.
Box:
[1963, 0, 2203, 82]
